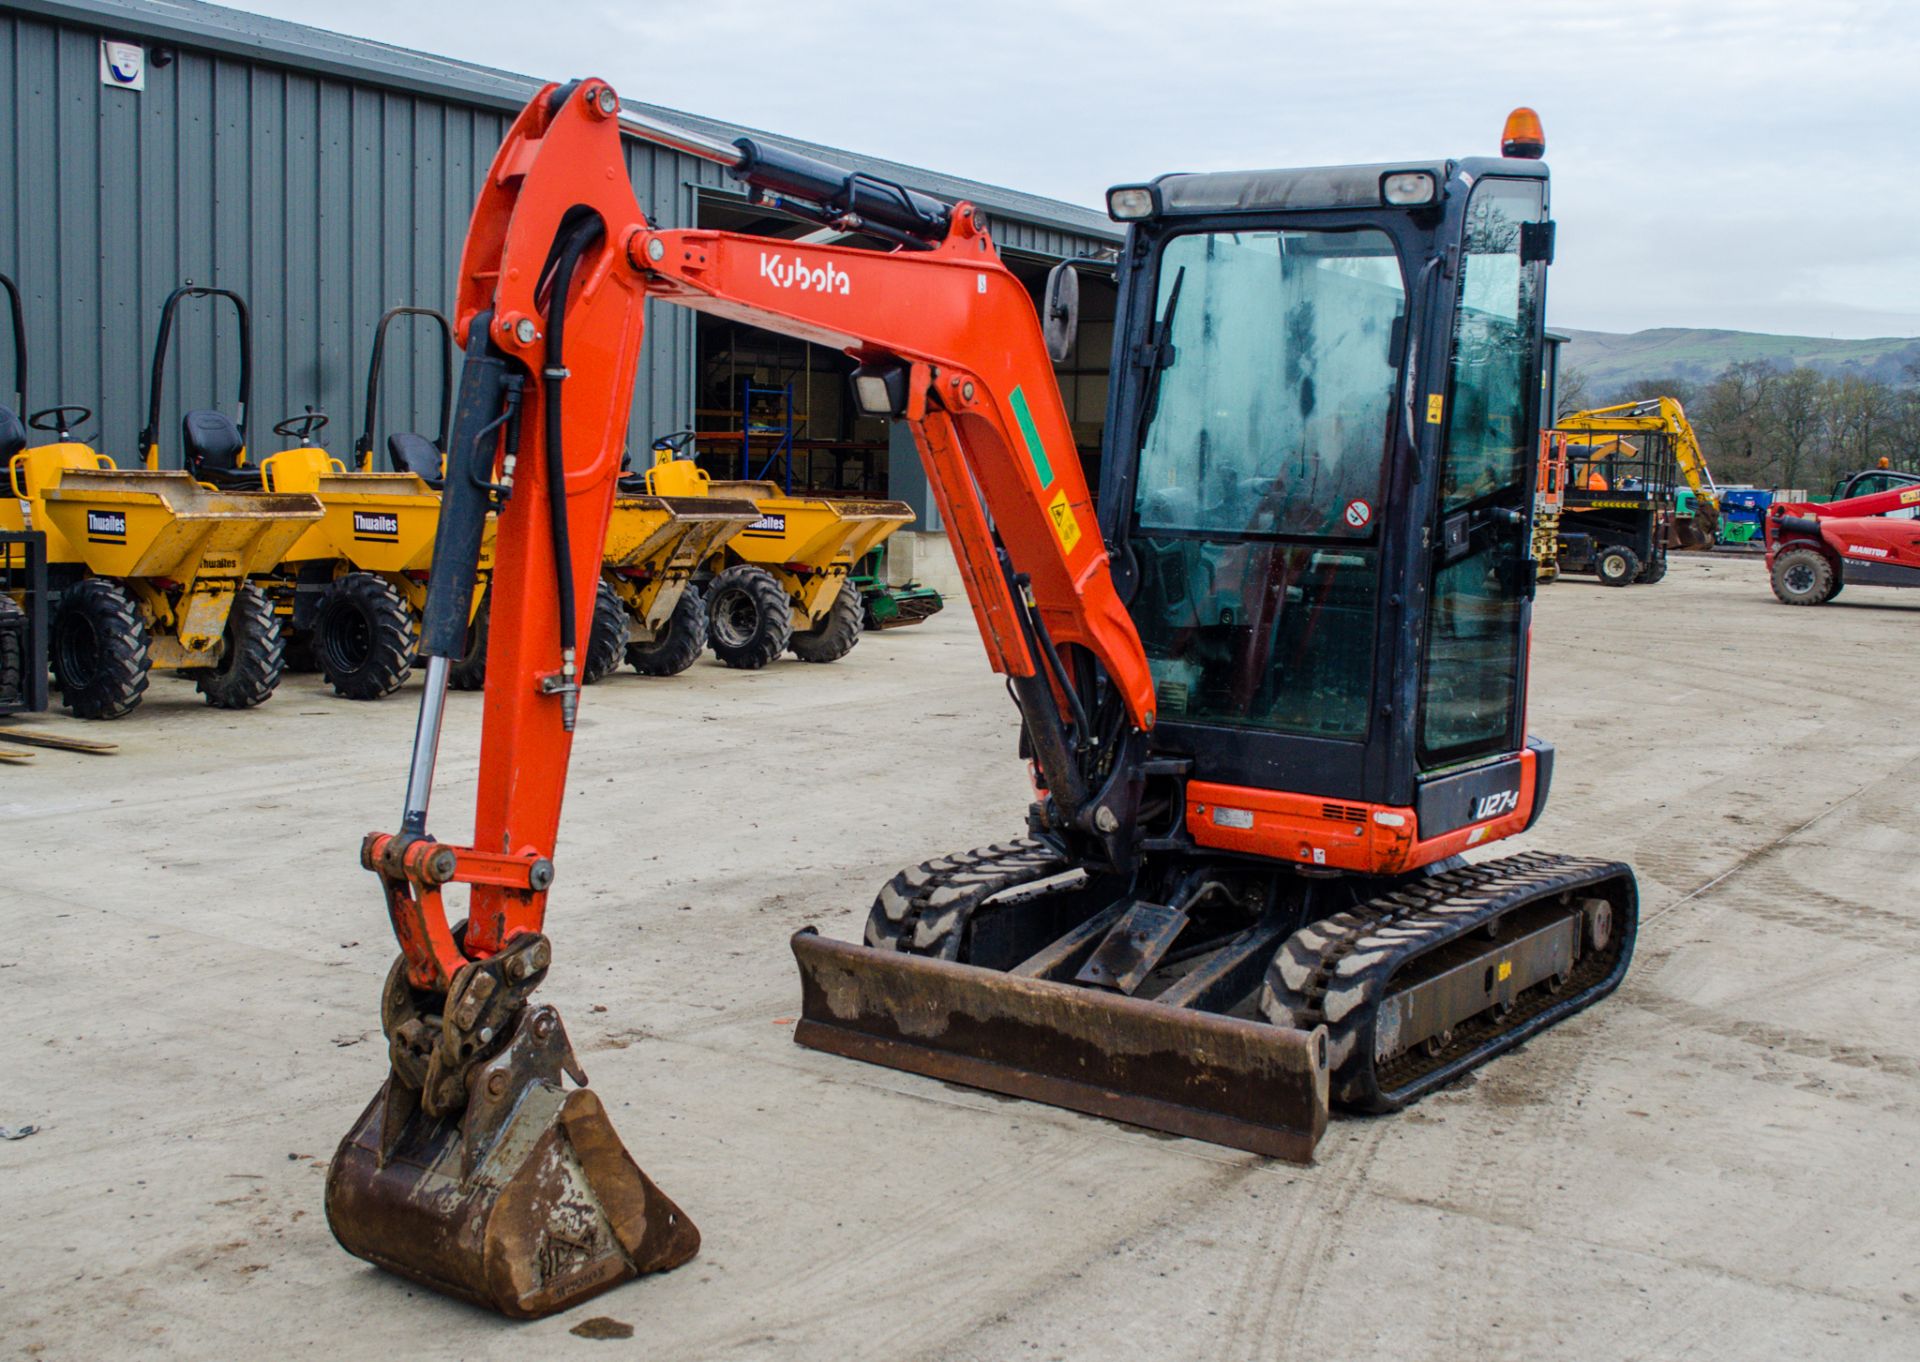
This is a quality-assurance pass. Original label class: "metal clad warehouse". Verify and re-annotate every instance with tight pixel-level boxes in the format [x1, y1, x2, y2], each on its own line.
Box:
[1, 0, 1117, 535]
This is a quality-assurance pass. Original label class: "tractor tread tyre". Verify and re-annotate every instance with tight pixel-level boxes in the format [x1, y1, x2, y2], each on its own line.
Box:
[1771, 546, 1836, 606]
[582, 579, 629, 686]
[626, 586, 707, 677]
[789, 576, 863, 664]
[1596, 545, 1641, 588]
[447, 588, 488, 690]
[196, 584, 285, 710]
[0, 595, 25, 707]
[51, 577, 150, 720]
[315, 572, 414, 701]
[1637, 553, 1669, 584]
[706, 564, 792, 670]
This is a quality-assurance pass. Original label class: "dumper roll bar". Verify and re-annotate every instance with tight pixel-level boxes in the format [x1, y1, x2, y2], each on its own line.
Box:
[356, 306, 454, 471]
[140, 284, 251, 470]
[1, 272, 24, 416]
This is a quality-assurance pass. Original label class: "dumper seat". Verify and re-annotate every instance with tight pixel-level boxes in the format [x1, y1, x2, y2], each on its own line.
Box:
[182, 409, 260, 489]
[387, 432, 443, 488]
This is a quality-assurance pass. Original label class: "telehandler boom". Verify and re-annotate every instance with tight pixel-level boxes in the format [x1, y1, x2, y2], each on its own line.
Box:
[328, 83, 1637, 1318]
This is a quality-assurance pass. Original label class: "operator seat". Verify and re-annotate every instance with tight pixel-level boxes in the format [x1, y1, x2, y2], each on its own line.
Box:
[387, 432, 444, 488]
[0, 404, 24, 466]
[181, 409, 259, 488]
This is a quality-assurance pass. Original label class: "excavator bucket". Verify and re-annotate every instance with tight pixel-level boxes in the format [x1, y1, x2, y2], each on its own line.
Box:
[326, 1004, 699, 1318]
[791, 930, 1330, 1162]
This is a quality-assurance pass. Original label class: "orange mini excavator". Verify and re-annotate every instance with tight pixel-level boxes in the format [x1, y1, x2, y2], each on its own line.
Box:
[326, 85, 1636, 1317]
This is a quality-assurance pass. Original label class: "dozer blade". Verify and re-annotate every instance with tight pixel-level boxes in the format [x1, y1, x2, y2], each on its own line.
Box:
[791, 929, 1330, 1162]
[326, 1005, 698, 1318]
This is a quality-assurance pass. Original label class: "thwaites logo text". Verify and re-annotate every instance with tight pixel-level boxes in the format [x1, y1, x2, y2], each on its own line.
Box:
[86, 509, 128, 541]
[1473, 788, 1521, 821]
[758, 253, 851, 296]
[353, 511, 400, 540]
[743, 513, 786, 536]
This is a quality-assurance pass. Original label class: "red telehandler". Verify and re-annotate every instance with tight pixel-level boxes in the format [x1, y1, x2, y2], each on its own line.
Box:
[325, 84, 1637, 1317]
[1766, 481, 1920, 604]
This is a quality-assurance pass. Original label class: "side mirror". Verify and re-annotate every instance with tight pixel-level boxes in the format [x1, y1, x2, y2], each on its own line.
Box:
[1042, 263, 1080, 364]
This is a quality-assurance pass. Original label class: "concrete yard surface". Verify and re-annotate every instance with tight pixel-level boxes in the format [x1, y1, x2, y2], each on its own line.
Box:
[2, 556, 1915, 1360]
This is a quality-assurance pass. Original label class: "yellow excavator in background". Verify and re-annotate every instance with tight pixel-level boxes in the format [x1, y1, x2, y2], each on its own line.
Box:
[1539, 397, 1720, 585]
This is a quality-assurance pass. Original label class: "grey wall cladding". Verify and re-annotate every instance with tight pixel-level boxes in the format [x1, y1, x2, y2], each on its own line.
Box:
[0, 10, 697, 469]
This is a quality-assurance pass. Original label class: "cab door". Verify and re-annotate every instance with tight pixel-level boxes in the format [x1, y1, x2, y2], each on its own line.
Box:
[1417, 177, 1549, 771]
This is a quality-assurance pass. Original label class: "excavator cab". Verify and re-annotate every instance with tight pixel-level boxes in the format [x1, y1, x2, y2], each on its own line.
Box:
[1100, 162, 1548, 794]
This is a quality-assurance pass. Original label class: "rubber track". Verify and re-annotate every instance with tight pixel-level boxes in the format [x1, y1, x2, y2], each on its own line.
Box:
[1261, 850, 1635, 1112]
[863, 838, 1070, 958]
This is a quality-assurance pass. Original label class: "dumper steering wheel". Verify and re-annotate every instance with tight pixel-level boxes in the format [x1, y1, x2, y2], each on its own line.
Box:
[28, 405, 92, 441]
[274, 408, 329, 443]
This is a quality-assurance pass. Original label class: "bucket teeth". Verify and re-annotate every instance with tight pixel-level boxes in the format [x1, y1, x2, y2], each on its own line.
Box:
[327, 1002, 699, 1318]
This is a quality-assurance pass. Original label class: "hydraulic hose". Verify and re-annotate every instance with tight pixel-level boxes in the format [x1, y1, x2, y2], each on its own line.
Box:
[539, 216, 605, 709]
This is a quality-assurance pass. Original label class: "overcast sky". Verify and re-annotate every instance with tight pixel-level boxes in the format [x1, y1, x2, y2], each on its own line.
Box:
[236, 0, 1920, 339]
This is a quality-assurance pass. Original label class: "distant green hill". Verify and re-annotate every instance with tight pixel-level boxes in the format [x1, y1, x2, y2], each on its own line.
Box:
[1556, 327, 1920, 391]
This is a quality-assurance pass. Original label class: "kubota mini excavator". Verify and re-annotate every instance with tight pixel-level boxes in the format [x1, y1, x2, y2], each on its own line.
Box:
[327, 84, 1637, 1318]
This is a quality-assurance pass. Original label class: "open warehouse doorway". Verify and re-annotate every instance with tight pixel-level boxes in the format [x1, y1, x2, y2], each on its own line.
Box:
[684, 191, 1117, 579]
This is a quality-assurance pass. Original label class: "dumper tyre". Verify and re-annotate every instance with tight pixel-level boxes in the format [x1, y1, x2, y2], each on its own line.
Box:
[196, 584, 285, 710]
[583, 579, 629, 685]
[1636, 551, 1668, 584]
[790, 576, 863, 663]
[0, 595, 27, 707]
[626, 586, 707, 677]
[315, 572, 414, 701]
[1770, 547, 1835, 606]
[707, 564, 791, 670]
[1595, 544, 1640, 587]
[448, 588, 489, 690]
[51, 577, 149, 720]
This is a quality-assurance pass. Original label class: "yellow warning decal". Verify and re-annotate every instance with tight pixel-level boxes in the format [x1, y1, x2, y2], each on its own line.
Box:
[1426, 393, 1445, 424]
[1497, 960, 1513, 983]
[1047, 488, 1082, 553]
[1901, 488, 1920, 505]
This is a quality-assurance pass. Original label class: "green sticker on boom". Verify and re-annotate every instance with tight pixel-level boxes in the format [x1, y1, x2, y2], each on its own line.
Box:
[1009, 386, 1054, 488]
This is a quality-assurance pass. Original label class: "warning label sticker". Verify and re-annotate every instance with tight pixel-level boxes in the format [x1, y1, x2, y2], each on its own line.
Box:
[1046, 489, 1082, 553]
[1343, 499, 1373, 529]
[1425, 393, 1445, 424]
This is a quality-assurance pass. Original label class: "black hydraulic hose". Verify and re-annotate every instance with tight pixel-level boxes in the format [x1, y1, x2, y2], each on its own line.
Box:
[540, 217, 605, 662]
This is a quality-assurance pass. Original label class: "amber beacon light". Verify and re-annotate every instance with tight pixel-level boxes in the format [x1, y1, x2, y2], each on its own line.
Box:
[1502, 107, 1546, 159]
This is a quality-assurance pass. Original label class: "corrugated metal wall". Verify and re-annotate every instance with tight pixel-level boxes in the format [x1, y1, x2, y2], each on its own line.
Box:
[0, 6, 1111, 476]
[0, 9, 702, 470]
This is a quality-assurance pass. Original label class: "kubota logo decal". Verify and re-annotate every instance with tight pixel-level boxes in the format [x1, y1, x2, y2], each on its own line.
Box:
[758, 253, 850, 295]
[1473, 789, 1520, 820]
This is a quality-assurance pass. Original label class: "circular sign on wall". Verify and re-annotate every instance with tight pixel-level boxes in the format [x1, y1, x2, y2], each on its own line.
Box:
[1344, 499, 1373, 529]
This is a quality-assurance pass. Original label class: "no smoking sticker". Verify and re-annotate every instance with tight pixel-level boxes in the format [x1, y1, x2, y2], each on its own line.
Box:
[1344, 499, 1373, 529]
